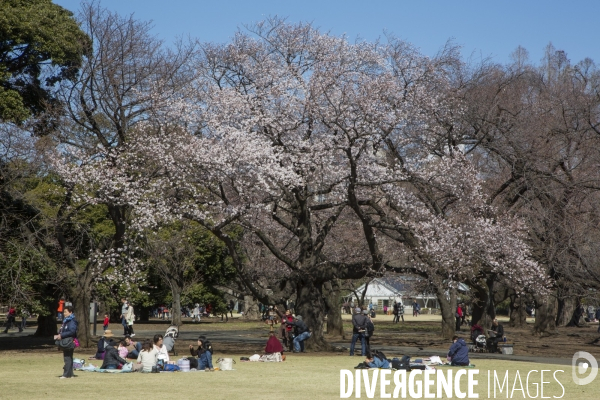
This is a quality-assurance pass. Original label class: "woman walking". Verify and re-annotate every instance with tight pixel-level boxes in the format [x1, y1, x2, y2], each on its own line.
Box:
[54, 305, 78, 379]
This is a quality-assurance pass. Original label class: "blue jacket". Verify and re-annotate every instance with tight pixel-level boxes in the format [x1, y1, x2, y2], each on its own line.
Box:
[367, 356, 390, 369]
[60, 315, 78, 339]
[448, 338, 469, 365]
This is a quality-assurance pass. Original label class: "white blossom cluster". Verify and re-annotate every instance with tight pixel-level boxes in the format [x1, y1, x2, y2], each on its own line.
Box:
[50, 21, 548, 295]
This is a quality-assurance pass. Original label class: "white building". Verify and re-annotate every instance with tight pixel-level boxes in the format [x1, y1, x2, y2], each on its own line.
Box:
[347, 277, 439, 311]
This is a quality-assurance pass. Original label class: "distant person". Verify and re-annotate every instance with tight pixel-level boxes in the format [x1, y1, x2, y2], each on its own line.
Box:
[364, 310, 375, 352]
[487, 318, 504, 353]
[57, 297, 65, 321]
[192, 304, 201, 322]
[456, 304, 463, 332]
[3, 307, 17, 333]
[447, 336, 469, 366]
[125, 303, 135, 336]
[412, 301, 420, 317]
[120, 298, 129, 335]
[229, 300, 235, 317]
[54, 305, 78, 378]
[275, 307, 294, 351]
[397, 302, 405, 322]
[595, 308, 600, 332]
[349, 307, 368, 356]
[285, 315, 311, 353]
[103, 314, 109, 333]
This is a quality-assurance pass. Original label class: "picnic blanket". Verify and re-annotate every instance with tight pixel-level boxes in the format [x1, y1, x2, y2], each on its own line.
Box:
[76, 367, 133, 373]
[438, 364, 477, 368]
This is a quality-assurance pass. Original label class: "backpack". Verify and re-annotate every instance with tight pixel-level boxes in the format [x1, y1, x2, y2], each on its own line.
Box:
[391, 355, 411, 370]
[373, 350, 387, 361]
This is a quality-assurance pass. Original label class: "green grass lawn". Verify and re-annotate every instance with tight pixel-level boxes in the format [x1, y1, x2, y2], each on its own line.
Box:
[1, 352, 598, 399]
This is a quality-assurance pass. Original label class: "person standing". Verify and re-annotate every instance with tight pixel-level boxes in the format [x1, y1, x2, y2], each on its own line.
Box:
[397, 302, 405, 322]
[392, 302, 399, 323]
[54, 305, 78, 378]
[228, 300, 235, 317]
[364, 310, 375, 352]
[103, 314, 109, 333]
[120, 298, 128, 335]
[3, 306, 17, 333]
[57, 297, 65, 321]
[412, 301, 420, 317]
[455, 304, 463, 332]
[349, 307, 368, 356]
[125, 302, 135, 337]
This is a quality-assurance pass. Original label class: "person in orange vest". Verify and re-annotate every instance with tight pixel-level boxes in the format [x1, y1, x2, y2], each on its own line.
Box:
[57, 297, 65, 321]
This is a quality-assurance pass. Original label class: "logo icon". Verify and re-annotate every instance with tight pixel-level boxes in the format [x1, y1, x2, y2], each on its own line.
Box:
[572, 351, 598, 386]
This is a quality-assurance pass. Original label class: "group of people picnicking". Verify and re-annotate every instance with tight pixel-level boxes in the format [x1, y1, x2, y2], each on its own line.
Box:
[90, 330, 214, 372]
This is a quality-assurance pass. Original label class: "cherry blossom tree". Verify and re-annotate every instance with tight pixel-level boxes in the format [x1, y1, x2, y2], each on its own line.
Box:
[52, 19, 547, 344]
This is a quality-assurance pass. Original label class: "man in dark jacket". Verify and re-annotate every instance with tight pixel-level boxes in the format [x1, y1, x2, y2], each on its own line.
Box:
[285, 315, 311, 352]
[101, 339, 128, 369]
[447, 336, 469, 366]
[487, 318, 505, 353]
[350, 307, 368, 356]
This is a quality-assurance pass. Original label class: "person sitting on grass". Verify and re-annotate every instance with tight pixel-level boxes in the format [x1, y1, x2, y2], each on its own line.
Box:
[364, 351, 390, 369]
[189, 335, 214, 371]
[118, 340, 129, 359]
[135, 340, 158, 372]
[101, 339, 128, 369]
[447, 336, 469, 366]
[124, 335, 142, 359]
[153, 334, 170, 364]
[260, 332, 285, 362]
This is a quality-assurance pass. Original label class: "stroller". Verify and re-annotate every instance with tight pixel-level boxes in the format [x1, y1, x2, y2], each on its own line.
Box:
[470, 324, 486, 352]
[163, 325, 179, 356]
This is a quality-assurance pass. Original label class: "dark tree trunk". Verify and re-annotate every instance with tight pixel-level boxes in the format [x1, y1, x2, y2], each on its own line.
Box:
[508, 294, 527, 328]
[556, 294, 576, 326]
[34, 296, 58, 337]
[138, 305, 151, 321]
[324, 280, 344, 339]
[296, 280, 329, 351]
[72, 271, 93, 346]
[171, 285, 182, 326]
[470, 277, 496, 329]
[34, 313, 57, 337]
[533, 293, 558, 335]
[436, 285, 456, 339]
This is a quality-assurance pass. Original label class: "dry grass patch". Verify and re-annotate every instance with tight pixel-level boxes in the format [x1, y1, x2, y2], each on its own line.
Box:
[1, 352, 598, 399]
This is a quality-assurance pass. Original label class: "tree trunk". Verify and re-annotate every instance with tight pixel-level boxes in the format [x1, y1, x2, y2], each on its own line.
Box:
[533, 293, 558, 335]
[71, 271, 93, 346]
[555, 294, 576, 326]
[34, 297, 58, 337]
[171, 284, 182, 326]
[243, 295, 260, 319]
[296, 280, 329, 351]
[436, 285, 456, 339]
[324, 281, 344, 339]
[470, 277, 496, 329]
[508, 294, 527, 328]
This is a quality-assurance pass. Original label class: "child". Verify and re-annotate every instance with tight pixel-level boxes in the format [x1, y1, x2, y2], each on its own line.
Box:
[103, 314, 109, 332]
[118, 340, 129, 359]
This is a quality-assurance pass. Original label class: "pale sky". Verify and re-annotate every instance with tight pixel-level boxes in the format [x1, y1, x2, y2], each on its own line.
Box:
[54, 0, 600, 65]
